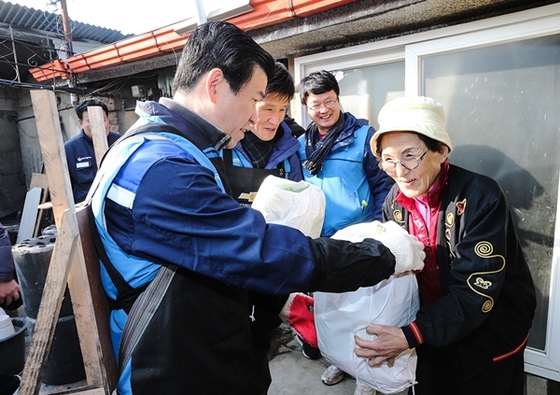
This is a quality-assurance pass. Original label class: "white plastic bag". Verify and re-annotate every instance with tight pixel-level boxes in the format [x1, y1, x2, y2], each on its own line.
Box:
[314, 221, 421, 394]
[252, 175, 326, 238]
[333, 220, 425, 275]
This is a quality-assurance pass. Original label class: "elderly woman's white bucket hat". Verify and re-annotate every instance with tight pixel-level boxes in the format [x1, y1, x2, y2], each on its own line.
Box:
[371, 96, 453, 155]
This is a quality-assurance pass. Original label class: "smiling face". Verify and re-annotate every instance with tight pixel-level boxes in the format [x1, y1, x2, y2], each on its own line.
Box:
[379, 131, 449, 198]
[249, 93, 290, 141]
[305, 90, 340, 136]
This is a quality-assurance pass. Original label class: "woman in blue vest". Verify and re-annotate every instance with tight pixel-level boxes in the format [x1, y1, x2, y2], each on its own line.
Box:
[298, 70, 394, 394]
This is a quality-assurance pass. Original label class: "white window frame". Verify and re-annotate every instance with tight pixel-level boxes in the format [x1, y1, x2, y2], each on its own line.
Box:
[294, 3, 560, 381]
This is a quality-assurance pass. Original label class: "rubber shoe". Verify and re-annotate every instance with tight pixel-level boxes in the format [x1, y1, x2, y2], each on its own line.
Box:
[301, 341, 320, 359]
[321, 365, 345, 386]
[353, 380, 376, 395]
[296, 335, 320, 360]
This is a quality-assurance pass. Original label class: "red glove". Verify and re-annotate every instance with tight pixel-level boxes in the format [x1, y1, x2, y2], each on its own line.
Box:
[279, 293, 317, 348]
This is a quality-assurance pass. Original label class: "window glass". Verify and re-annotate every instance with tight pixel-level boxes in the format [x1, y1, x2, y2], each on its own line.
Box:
[423, 35, 560, 350]
[334, 61, 405, 128]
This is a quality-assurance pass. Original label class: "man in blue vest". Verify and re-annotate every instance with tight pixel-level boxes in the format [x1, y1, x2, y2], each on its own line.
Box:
[90, 21, 424, 395]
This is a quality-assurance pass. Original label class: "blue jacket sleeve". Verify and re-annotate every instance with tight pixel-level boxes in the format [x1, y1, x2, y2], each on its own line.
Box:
[0, 223, 15, 282]
[108, 156, 317, 296]
[363, 127, 394, 220]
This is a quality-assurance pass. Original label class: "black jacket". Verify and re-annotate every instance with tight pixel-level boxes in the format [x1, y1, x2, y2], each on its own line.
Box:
[384, 164, 536, 380]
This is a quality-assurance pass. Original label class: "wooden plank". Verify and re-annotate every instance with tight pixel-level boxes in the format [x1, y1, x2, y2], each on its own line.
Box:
[73, 104, 117, 392]
[30, 173, 50, 238]
[29, 91, 75, 227]
[19, 210, 79, 395]
[41, 385, 107, 395]
[69, 204, 118, 391]
[88, 106, 108, 168]
[17, 187, 42, 243]
[30, 173, 49, 191]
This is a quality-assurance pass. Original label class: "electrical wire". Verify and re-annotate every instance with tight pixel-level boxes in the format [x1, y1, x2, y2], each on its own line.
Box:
[0, 77, 91, 94]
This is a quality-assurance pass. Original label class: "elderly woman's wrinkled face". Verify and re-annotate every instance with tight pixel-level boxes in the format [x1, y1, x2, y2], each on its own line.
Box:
[379, 131, 448, 198]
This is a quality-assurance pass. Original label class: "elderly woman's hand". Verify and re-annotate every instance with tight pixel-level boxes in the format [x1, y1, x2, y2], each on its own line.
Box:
[354, 323, 410, 367]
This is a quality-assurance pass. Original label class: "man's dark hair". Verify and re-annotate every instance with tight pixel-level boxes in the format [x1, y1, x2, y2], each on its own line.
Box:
[266, 62, 295, 101]
[75, 99, 109, 121]
[172, 21, 275, 95]
[299, 70, 340, 106]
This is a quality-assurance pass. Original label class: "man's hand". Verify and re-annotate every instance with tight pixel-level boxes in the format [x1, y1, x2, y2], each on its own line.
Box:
[0, 280, 20, 306]
[369, 221, 425, 275]
[354, 323, 409, 367]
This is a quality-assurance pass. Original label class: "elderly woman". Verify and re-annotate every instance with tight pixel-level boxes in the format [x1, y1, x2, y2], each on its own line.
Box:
[355, 96, 536, 395]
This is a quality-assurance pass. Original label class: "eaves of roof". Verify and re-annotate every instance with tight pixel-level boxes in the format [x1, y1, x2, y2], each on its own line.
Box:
[29, 0, 354, 82]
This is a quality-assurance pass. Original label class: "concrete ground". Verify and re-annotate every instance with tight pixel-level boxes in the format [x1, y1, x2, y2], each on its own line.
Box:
[268, 324, 410, 395]
[13, 311, 401, 395]
[268, 326, 357, 395]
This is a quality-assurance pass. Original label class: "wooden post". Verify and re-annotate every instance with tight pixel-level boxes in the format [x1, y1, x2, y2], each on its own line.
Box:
[88, 106, 109, 168]
[18, 90, 117, 395]
[29, 173, 50, 238]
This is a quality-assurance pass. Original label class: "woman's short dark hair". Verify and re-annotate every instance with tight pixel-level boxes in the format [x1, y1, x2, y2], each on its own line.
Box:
[299, 70, 340, 106]
[374, 132, 446, 157]
[172, 21, 275, 96]
[266, 62, 295, 101]
[75, 99, 108, 121]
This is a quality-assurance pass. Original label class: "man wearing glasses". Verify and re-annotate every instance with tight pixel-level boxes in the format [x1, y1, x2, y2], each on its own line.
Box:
[297, 70, 394, 394]
[298, 70, 393, 238]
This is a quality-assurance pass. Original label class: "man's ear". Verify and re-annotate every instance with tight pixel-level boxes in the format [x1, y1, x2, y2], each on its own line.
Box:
[206, 68, 225, 104]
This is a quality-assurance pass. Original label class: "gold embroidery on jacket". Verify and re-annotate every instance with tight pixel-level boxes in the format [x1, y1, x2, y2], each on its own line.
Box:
[446, 240, 456, 260]
[474, 277, 492, 290]
[468, 241, 505, 313]
[456, 199, 466, 215]
[445, 212, 454, 227]
[389, 200, 404, 225]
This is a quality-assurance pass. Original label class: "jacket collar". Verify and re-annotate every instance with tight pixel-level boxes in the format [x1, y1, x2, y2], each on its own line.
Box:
[159, 98, 231, 151]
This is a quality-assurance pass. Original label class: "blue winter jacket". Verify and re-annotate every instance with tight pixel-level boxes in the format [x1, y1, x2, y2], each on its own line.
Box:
[298, 112, 393, 236]
[64, 130, 121, 203]
[0, 222, 15, 282]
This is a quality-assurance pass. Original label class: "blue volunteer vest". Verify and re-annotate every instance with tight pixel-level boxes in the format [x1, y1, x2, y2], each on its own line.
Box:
[297, 124, 373, 236]
[90, 130, 225, 353]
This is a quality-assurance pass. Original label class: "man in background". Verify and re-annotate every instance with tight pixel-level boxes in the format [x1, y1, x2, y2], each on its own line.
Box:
[64, 98, 120, 203]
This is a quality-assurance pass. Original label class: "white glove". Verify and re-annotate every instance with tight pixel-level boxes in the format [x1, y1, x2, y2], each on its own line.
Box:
[332, 221, 425, 275]
[369, 221, 425, 274]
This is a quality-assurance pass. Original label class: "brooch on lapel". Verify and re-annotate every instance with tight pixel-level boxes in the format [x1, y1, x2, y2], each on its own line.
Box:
[456, 199, 466, 215]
